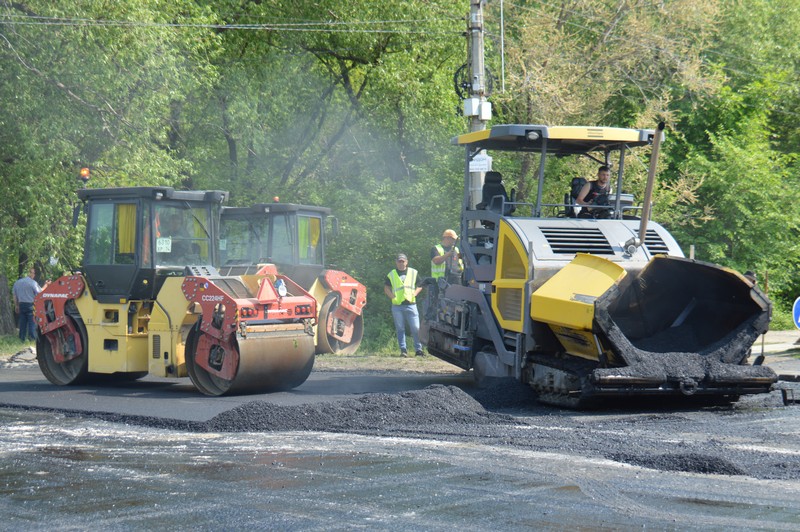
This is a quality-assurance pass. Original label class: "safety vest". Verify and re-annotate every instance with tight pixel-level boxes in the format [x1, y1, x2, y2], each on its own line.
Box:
[388, 268, 418, 305]
[432, 244, 463, 279]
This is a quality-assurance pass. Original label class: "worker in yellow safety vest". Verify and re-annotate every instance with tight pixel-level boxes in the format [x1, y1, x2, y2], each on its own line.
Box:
[431, 229, 463, 284]
[384, 253, 424, 357]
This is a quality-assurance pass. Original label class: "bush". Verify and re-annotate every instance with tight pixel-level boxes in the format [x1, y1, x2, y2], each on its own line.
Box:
[0, 335, 33, 357]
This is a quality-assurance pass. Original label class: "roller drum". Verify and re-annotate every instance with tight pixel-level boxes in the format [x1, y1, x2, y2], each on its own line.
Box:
[188, 324, 315, 396]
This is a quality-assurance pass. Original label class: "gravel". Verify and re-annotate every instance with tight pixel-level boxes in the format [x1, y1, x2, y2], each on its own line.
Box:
[6, 366, 800, 481]
[204, 384, 515, 432]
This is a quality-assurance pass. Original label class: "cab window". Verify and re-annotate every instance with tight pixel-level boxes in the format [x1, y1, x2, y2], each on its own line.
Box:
[271, 214, 295, 264]
[298, 215, 323, 265]
[85, 202, 136, 266]
[154, 205, 212, 267]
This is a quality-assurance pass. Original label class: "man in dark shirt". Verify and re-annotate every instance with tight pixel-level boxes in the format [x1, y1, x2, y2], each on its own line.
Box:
[384, 254, 424, 357]
[576, 165, 612, 218]
[12, 267, 48, 342]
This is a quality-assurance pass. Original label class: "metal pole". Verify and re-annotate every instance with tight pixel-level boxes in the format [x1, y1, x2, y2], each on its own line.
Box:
[638, 122, 665, 245]
[614, 149, 625, 219]
[500, 0, 505, 93]
[467, 0, 490, 211]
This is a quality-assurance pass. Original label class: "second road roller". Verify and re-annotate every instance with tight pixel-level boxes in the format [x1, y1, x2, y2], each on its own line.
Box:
[216, 201, 366, 355]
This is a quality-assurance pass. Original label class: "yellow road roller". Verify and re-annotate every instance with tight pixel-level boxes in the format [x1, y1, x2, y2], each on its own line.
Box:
[34, 187, 317, 396]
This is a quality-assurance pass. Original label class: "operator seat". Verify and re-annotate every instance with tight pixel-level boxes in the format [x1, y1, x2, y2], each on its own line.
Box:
[565, 177, 586, 218]
[477, 171, 515, 215]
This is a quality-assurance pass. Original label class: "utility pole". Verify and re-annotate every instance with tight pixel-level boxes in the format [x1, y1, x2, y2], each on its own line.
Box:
[464, 0, 492, 211]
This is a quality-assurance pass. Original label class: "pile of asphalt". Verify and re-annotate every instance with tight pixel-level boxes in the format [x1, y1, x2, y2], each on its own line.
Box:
[204, 384, 514, 433]
[81, 384, 517, 436]
[9, 379, 800, 481]
[609, 452, 746, 476]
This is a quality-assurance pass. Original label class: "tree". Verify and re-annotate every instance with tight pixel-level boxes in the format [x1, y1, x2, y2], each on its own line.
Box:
[0, 0, 219, 283]
[483, 0, 721, 205]
[663, 0, 800, 307]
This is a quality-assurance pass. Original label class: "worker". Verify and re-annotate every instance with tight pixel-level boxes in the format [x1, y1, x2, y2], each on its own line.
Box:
[12, 266, 48, 342]
[384, 253, 424, 358]
[576, 165, 612, 218]
[159, 211, 192, 261]
[431, 229, 463, 284]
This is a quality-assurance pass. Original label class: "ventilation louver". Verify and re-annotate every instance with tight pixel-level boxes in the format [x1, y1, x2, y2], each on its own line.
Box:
[540, 227, 614, 255]
[644, 229, 670, 255]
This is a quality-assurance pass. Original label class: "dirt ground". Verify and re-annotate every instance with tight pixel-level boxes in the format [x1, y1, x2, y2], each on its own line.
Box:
[314, 352, 461, 373]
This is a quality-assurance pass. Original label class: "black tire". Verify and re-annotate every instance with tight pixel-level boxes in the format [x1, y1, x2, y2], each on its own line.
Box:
[184, 321, 237, 396]
[316, 294, 364, 355]
[36, 302, 89, 386]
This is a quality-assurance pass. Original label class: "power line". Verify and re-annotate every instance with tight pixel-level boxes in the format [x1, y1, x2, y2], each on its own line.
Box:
[0, 13, 462, 35]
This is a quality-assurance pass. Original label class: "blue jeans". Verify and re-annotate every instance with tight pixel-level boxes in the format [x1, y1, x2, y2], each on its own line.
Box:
[391, 303, 421, 352]
[18, 302, 37, 342]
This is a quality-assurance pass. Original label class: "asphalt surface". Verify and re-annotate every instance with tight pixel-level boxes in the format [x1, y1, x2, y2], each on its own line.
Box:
[1, 329, 798, 420]
[0, 358, 473, 422]
[3, 331, 800, 529]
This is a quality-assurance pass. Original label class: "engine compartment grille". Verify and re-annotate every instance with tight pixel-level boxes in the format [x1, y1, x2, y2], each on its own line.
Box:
[644, 229, 670, 255]
[540, 227, 614, 255]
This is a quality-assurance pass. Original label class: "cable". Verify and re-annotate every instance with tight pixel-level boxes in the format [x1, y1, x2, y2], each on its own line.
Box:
[0, 13, 462, 35]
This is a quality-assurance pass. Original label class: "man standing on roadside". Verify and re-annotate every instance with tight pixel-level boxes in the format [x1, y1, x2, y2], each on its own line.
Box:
[12, 266, 48, 342]
[384, 254, 424, 358]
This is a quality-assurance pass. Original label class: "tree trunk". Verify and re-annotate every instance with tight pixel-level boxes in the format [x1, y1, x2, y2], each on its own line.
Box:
[0, 275, 18, 335]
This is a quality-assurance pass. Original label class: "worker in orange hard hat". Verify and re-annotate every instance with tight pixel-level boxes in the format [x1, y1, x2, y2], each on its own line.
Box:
[431, 229, 463, 284]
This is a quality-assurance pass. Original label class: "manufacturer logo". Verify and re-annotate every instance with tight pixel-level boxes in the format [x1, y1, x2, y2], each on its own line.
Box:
[42, 293, 69, 299]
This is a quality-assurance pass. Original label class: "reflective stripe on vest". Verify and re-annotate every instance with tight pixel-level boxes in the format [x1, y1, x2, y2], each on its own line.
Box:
[431, 244, 463, 278]
[388, 268, 418, 305]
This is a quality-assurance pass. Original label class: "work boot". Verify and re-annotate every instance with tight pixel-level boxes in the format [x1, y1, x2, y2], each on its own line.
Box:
[400, 349, 408, 358]
[415, 350, 425, 357]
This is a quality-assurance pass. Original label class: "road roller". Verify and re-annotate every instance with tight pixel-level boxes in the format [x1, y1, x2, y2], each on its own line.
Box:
[217, 202, 366, 354]
[33, 187, 317, 396]
[420, 123, 777, 407]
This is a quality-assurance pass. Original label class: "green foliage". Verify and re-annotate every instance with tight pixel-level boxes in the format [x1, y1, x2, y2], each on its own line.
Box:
[0, 0, 217, 280]
[770, 308, 795, 332]
[0, 335, 33, 357]
[661, 0, 800, 306]
[2, 0, 800, 348]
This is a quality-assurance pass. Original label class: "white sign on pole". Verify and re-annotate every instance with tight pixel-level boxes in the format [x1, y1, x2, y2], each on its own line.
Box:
[469, 153, 492, 173]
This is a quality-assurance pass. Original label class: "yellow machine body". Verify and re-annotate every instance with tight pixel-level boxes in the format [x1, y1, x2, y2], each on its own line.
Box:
[530, 253, 626, 361]
[72, 276, 197, 378]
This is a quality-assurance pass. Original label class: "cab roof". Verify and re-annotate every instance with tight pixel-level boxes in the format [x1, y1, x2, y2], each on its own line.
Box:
[77, 187, 228, 204]
[221, 203, 332, 217]
[452, 124, 658, 154]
